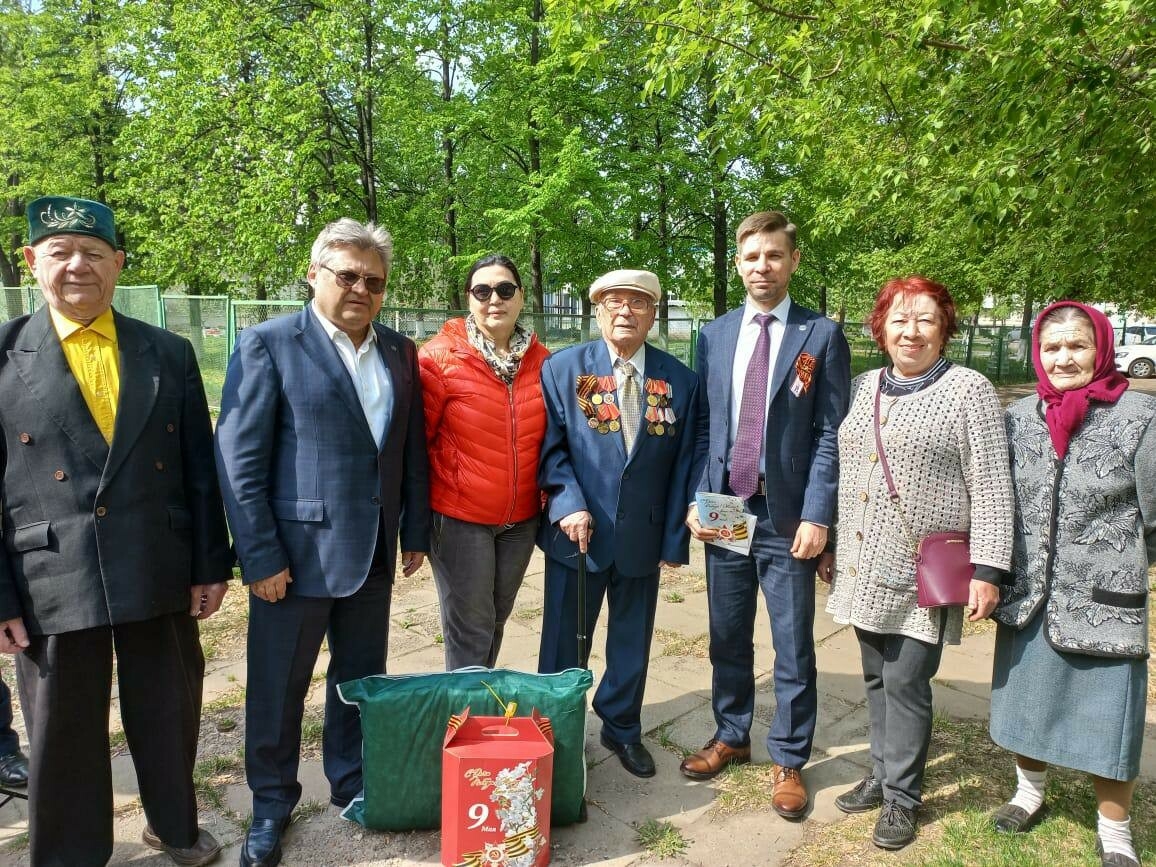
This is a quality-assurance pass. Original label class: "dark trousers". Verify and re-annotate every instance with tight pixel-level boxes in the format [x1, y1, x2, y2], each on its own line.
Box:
[705, 493, 818, 768]
[856, 624, 946, 809]
[538, 557, 659, 743]
[429, 512, 539, 670]
[0, 672, 19, 756]
[16, 614, 204, 867]
[245, 565, 392, 819]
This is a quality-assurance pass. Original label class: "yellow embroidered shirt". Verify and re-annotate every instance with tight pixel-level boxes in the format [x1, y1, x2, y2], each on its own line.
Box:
[50, 307, 120, 444]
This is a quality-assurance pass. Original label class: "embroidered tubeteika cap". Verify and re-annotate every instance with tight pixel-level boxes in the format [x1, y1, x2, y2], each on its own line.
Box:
[26, 196, 118, 249]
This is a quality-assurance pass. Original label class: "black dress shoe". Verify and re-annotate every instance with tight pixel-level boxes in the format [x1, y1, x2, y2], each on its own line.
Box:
[835, 775, 884, 814]
[0, 751, 28, 787]
[992, 801, 1047, 834]
[600, 732, 655, 778]
[872, 800, 918, 850]
[240, 817, 291, 867]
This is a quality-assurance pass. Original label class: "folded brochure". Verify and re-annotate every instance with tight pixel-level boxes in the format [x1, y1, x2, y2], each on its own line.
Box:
[695, 492, 756, 555]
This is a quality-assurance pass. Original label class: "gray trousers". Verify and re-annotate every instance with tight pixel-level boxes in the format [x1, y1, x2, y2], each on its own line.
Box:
[429, 511, 539, 670]
[856, 621, 946, 809]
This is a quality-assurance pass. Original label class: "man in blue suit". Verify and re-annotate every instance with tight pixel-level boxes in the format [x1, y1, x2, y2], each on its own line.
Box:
[538, 269, 705, 778]
[683, 211, 850, 818]
[215, 218, 430, 867]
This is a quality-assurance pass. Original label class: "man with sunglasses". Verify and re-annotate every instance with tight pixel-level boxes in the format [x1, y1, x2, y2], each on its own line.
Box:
[537, 269, 705, 778]
[215, 218, 430, 867]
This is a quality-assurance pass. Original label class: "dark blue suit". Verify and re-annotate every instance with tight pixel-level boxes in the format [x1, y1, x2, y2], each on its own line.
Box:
[537, 340, 705, 742]
[215, 306, 430, 818]
[696, 301, 849, 768]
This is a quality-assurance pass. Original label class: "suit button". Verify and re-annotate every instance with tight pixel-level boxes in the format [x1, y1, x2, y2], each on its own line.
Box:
[95, 506, 108, 517]
[155, 461, 165, 471]
[371, 496, 381, 505]
[859, 491, 868, 502]
[53, 469, 66, 481]
[622, 472, 630, 480]
[18, 433, 31, 444]
[855, 531, 864, 541]
[849, 566, 858, 577]
[617, 511, 625, 519]
[868, 453, 878, 463]
[166, 423, 175, 433]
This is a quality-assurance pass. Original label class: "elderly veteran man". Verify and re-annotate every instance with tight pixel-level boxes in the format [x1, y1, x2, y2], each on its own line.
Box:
[0, 196, 233, 866]
[215, 218, 430, 867]
[537, 269, 705, 778]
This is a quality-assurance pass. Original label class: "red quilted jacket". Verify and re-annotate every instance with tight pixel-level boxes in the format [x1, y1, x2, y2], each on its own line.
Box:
[418, 318, 549, 525]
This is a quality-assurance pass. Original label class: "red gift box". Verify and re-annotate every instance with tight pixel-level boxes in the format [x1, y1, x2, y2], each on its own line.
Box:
[441, 707, 554, 867]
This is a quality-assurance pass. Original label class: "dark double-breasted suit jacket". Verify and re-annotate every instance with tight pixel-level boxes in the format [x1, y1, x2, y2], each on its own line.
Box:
[537, 339, 705, 577]
[0, 304, 234, 864]
[0, 306, 233, 634]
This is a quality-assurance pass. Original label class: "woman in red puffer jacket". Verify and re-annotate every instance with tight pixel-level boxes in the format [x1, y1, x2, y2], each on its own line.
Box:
[418, 254, 549, 670]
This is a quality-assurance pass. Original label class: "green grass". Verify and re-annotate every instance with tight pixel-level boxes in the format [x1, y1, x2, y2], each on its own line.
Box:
[786, 715, 1156, 867]
[192, 751, 245, 812]
[636, 819, 690, 858]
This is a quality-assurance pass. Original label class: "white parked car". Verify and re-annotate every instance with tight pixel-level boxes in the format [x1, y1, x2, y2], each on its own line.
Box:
[1115, 336, 1156, 378]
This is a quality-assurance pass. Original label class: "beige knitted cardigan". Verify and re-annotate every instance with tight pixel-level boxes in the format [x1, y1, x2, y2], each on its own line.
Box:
[826, 365, 1014, 645]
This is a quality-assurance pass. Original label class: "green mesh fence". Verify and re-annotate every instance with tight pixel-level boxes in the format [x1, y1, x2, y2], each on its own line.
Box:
[0, 285, 161, 324]
[162, 295, 230, 409]
[0, 289, 1036, 412]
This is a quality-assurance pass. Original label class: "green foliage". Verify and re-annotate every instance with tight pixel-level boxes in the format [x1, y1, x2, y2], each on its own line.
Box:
[2, 0, 1153, 320]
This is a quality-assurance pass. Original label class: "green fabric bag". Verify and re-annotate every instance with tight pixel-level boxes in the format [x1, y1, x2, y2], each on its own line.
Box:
[338, 667, 593, 831]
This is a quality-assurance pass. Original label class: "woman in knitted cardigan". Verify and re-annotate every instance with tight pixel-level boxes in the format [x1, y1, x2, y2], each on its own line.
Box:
[824, 275, 1013, 849]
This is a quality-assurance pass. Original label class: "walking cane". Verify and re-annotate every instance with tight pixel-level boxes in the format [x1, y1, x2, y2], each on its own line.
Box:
[577, 550, 588, 667]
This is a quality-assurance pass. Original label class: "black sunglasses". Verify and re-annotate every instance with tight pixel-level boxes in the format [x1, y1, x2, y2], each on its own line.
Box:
[469, 281, 520, 302]
[319, 264, 386, 295]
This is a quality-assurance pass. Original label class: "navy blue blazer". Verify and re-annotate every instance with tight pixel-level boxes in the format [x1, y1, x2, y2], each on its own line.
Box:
[537, 340, 706, 577]
[696, 302, 850, 542]
[214, 307, 430, 597]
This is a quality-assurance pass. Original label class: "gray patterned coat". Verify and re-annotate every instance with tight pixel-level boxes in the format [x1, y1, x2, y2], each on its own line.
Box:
[993, 391, 1156, 658]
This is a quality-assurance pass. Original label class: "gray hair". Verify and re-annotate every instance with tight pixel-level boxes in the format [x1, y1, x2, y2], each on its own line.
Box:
[1037, 304, 1093, 333]
[310, 218, 393, 277]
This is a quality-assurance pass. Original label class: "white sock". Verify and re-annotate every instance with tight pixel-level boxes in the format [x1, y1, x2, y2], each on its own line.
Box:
[1008, 765, 1046, 813]
[1098, 812, 1137, 861]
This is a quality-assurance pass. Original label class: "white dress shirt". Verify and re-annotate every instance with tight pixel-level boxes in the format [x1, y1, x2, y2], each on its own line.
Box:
[727, 295, 792, 471]
[310, 301, 393, 446]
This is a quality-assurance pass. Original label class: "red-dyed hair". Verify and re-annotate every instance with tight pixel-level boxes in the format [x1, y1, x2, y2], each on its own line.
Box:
[866, 275, 959, 353]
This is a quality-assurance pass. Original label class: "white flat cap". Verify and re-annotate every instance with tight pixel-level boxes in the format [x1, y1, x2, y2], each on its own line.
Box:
[589, 269, 662, 304]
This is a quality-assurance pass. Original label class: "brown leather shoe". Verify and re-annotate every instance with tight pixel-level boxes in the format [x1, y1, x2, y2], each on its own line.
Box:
[679, 738, 751, 780]
[771, 764, 809, 819]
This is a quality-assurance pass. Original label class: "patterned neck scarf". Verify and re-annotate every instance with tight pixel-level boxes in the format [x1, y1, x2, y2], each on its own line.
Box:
[880, 356, 952, 396]
[1032, 300, 1128, 458]
[465, 314, 531, 384]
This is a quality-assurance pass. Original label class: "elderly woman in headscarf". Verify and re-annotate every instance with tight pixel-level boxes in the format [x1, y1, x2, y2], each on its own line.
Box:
[990, 301, 1156, 867]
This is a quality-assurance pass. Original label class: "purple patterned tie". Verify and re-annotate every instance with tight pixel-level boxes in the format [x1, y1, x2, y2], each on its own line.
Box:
[730, 313, 774, 499]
